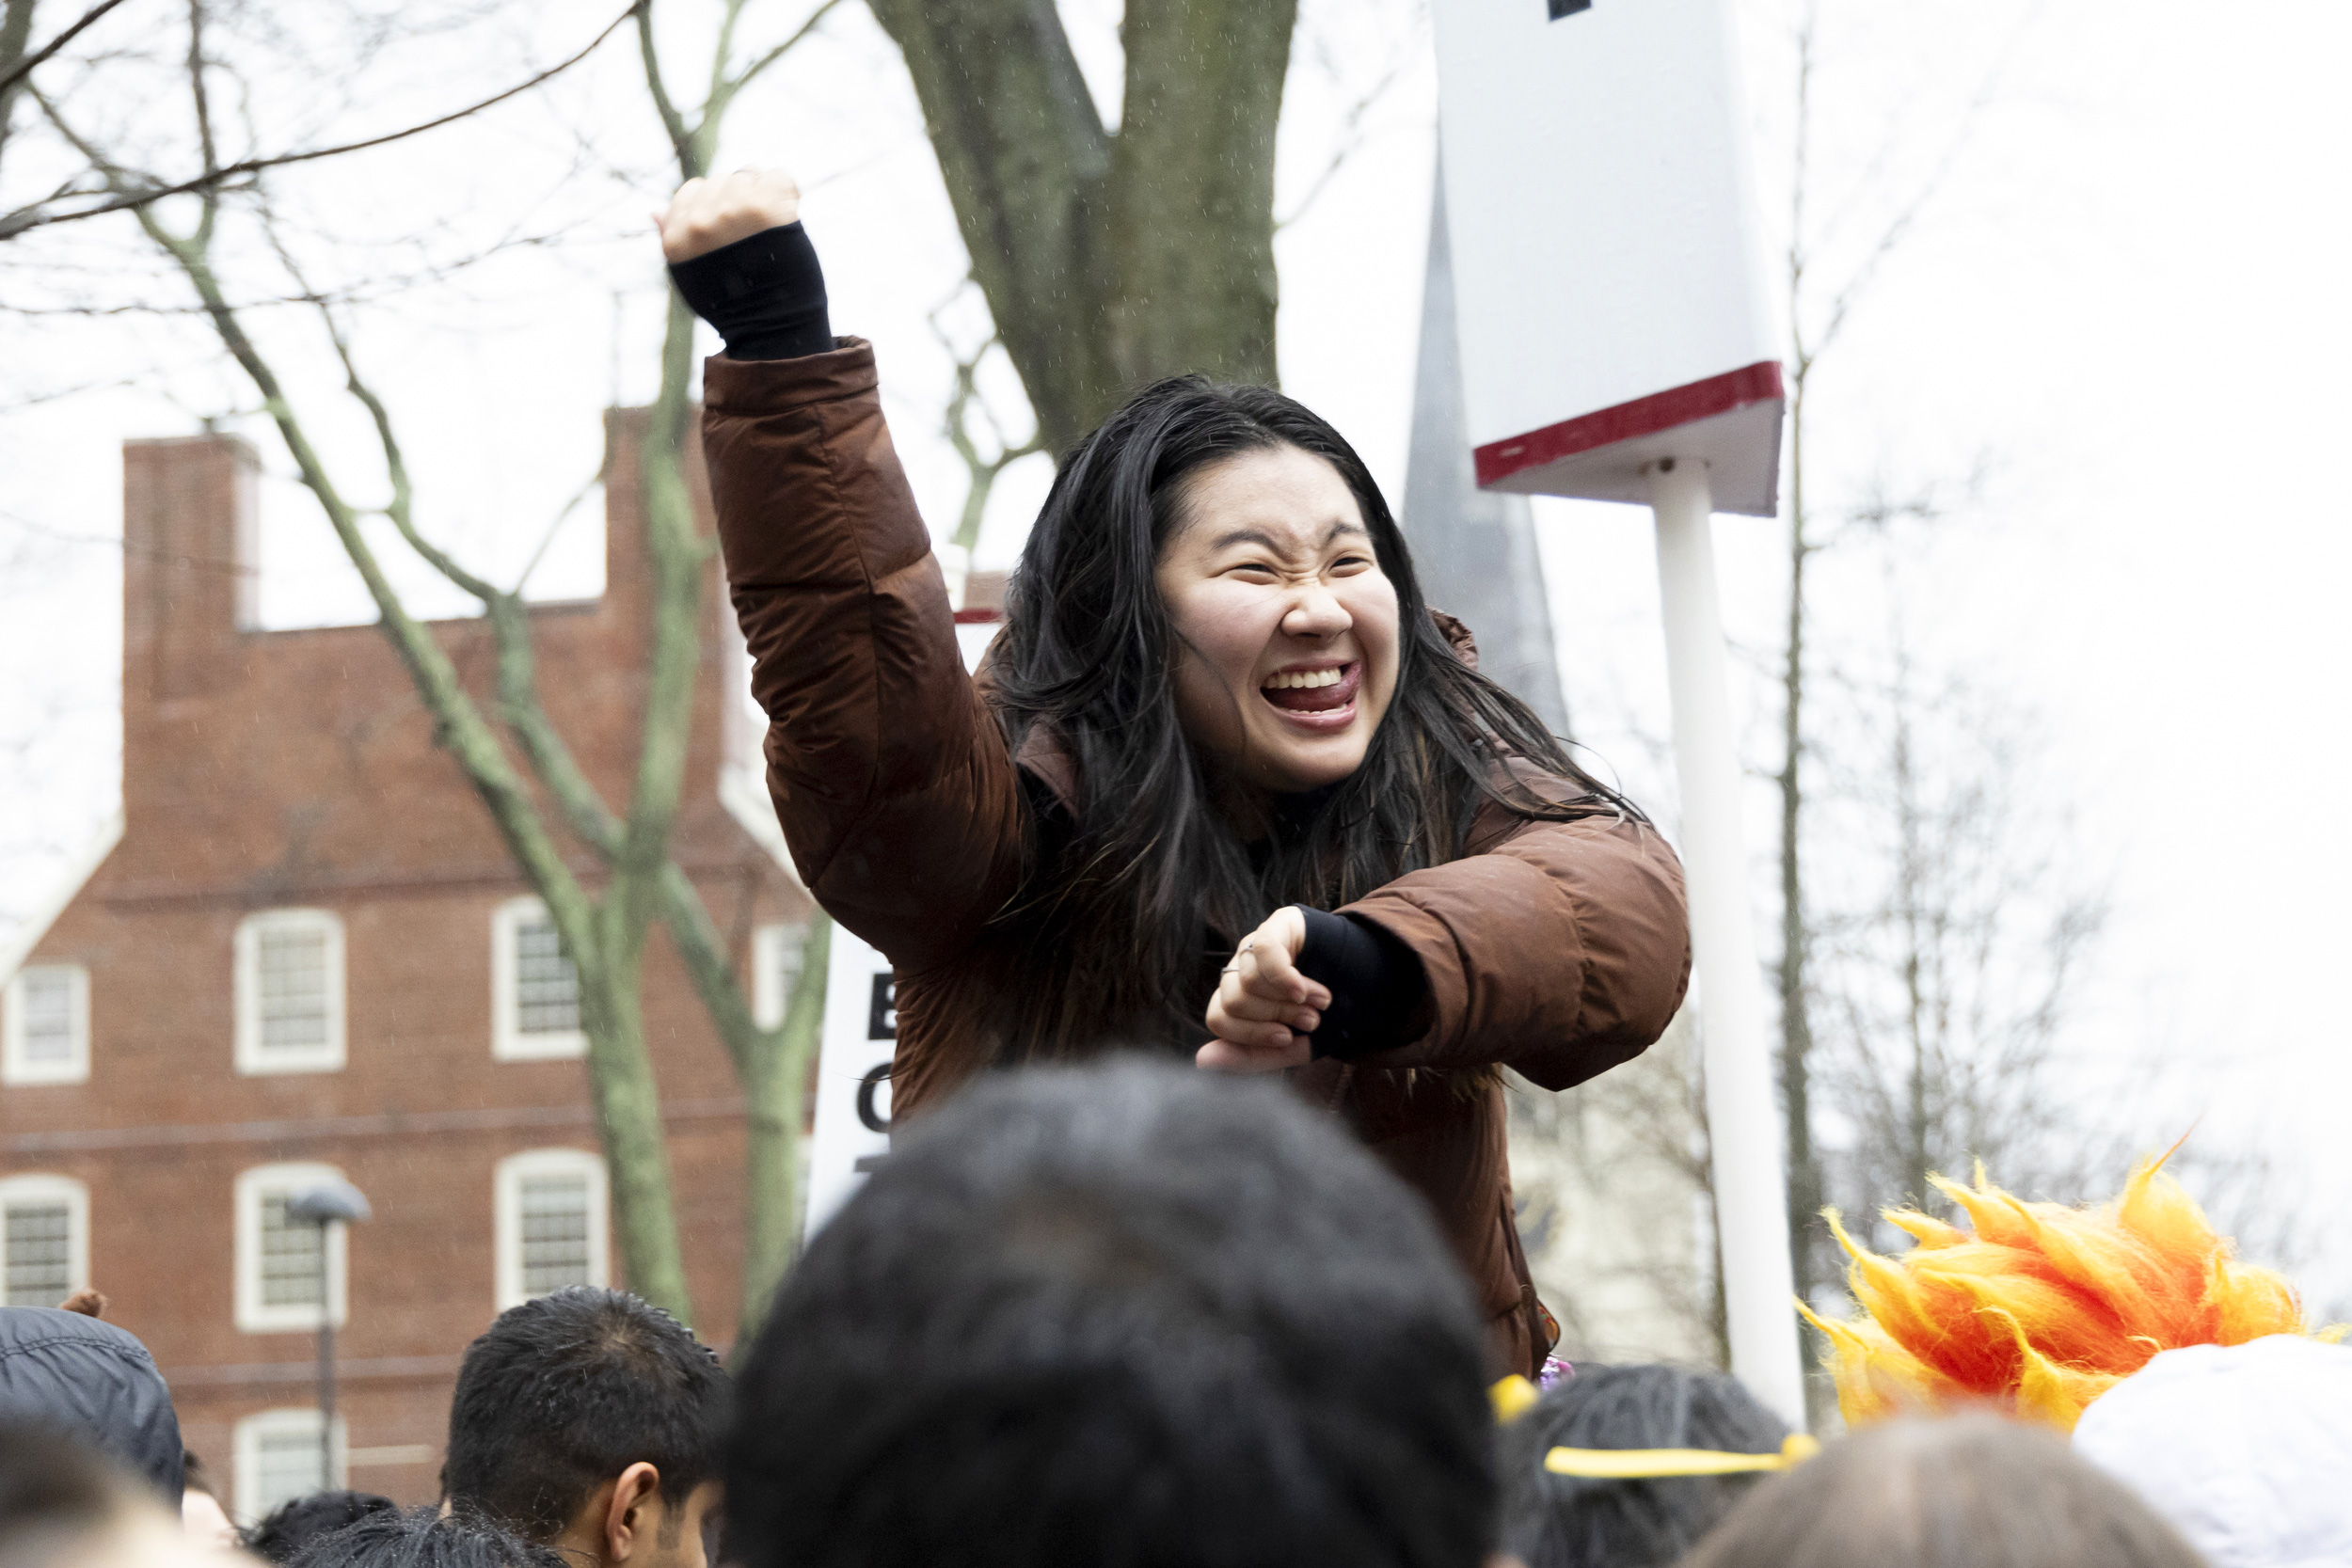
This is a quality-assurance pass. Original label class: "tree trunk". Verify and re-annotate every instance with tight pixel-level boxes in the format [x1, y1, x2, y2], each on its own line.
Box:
[737, 915, 829, 1344]
[0, 0, 38, 172]
[1778, 378, 1822, 1311]
[864, 0, 1295, 454]
[577, 954, 693, 1319]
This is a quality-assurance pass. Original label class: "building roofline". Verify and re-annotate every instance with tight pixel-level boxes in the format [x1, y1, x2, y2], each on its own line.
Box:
[0, 808, 125, 985]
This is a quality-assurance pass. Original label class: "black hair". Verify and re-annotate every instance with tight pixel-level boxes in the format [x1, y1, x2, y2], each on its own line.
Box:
[284, 1506, 568, 1568]
[1677, 1414, 2205, 1568]
[725, 1059, 1498, 1568]
[1496, 1365, 1789, 1568]
[245, 1489, 399, 1564]
[0, 1418, 140, 1568]
[981, 375, 1636, 1056]
[440, 1288, 727, 1541]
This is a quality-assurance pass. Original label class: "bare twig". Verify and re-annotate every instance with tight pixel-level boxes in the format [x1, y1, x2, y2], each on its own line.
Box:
[0, 3, 635, 239]
[0, 0, 128, 102]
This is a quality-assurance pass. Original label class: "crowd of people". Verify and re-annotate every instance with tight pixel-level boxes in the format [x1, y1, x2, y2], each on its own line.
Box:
[4, 1059, 2349, 1568]
[10, 165, 2348, 1566]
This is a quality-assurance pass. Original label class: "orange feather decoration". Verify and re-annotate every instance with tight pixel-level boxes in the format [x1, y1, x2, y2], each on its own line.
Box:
[1797, 1153, 2338, 1432]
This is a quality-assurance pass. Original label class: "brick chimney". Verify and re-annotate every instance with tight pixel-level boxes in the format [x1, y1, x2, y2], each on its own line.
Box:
[121, 433, 259, 709]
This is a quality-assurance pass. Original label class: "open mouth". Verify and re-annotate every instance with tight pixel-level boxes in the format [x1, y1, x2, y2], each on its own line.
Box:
[1259, 662, 1360, 728]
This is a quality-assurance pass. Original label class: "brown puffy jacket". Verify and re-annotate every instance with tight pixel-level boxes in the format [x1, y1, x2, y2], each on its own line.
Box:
[702, 341, 1693, 1376]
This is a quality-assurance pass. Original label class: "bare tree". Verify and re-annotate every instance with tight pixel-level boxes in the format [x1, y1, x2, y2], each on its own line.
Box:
[1809, 647, 2108, 1238]
[31, 0, 837, 1339]
[1772, 0, 2039, 1312]
[0, 0, 635, 240]
[863, 0, 1299, 455]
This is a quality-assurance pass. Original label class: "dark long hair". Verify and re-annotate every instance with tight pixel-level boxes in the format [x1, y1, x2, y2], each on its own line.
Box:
[981, 376, 1633, 1057]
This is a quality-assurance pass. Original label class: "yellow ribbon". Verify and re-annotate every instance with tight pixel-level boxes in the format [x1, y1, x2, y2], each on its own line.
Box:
[1543, 1433, 1821, 1479]
[1489, 1375, 1542, 1423]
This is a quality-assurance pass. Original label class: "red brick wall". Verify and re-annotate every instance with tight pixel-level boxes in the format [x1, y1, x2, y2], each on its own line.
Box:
[4, 418, 806, 1512]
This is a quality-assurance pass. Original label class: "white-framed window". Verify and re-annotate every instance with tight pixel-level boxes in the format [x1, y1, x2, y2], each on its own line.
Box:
[494, 1148, 609, 1311]
[232, 1407, 345, 1524]
[0, 1174, 88, 1308]
[234, 1163, 349, 1334]
[234, 910, 346, 1075]
[751, 922, 812, 1029]
[3, 965, 90, 1085]
[491, 898, 584, 1061]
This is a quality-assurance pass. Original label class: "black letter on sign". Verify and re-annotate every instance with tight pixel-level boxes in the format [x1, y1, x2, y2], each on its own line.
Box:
[1549, 0, 1592, 16]
[866, 974, 898, 1039]
[856, 1062, 893, 1133]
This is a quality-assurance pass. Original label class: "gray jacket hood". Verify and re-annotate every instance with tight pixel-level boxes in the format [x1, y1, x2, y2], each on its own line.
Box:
[0, 1307, 183, 1501]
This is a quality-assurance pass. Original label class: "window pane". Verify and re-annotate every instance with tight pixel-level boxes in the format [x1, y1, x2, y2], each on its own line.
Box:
[20, 972, 75, 1064]
[4, 1202, 72, 1307]
[259, 1194, 323, 1308]
[254, 1428, 325, 1516]
[773, 927, 807, 1015]
[258, 928, 329, 1053]
[517, 1174, 591, 1295]
[514, 919, 580, 1036]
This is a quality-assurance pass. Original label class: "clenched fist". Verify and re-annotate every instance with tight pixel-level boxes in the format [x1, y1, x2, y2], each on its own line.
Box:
[1197, 906, 1328, 1073]
[655, 168, 801, 263]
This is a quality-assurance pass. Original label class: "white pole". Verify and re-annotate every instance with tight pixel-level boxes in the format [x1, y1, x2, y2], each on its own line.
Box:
[1648, 456, 1808, 1430]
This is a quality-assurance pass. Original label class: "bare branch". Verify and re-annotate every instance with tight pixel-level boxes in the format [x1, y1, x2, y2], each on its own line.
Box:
[0, 0, 128, 102]
[0, 3, 635, 239]
[721, 0, 844, 106]
[930, 287, 1041, 556]
[634, 0, 692, 168]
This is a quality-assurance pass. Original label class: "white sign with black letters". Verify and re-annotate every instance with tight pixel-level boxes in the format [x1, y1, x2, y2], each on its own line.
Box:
[801, 923, 899, 1238]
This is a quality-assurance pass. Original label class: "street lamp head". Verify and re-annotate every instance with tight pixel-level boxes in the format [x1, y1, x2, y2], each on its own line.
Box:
[286, 1180, 373, 1225]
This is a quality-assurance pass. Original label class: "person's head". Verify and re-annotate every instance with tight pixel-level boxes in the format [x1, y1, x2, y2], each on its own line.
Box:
[1496, 1365, 1789, 1568]
[989, 377, 1631, 1051]
[0, 1420, 217, 1568]
[0, 1307, 183, 1504]
[441, 1289, 726, 1568]
[282, 1507, 564, 1568]
[1677, 1413, 2204, 1568]
[2073, 1334, 2352, 1568]
[726, 1059, 1497, 1568]
[243, 1490, 396, 1564]
[175, 1455, 235, 1551]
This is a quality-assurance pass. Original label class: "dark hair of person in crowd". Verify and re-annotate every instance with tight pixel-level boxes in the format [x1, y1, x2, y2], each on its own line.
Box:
[726, 1059, 1498, 1568]
[1496, 1364, 1789, 1568]
[1677, 1412, 2207, 1568]
[981, 375, 1638, 1054]
[0, 1418, 206, 1568]
[245, 1489, 398, 1564]
[440, 1288, 727, 1564]
[283, 1506, 568, 1568]
[0, 1418, 134, 1566]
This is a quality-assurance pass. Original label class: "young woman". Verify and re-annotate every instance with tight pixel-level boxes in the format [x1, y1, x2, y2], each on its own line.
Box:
[658, 171, 1691, 1375]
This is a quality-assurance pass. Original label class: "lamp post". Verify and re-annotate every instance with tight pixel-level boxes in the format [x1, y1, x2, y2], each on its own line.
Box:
[286, 1180, 371, 1488]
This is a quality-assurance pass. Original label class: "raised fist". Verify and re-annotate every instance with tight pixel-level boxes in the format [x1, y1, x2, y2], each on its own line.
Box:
[656, 167, 801, 263]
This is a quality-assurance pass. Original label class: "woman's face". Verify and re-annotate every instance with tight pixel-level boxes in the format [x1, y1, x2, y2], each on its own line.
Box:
[1154, 444, 1401, 795]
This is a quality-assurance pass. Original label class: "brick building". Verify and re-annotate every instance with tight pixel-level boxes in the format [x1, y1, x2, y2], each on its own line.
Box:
[0, 418, 810, 1521]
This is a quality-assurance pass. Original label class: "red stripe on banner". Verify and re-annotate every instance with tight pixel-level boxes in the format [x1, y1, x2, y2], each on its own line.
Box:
[951, 608, 1004, 624]
[1473, 361, 1786, 487]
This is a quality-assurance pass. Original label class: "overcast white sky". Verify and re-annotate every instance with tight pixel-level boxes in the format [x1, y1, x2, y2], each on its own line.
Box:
[4, 0, 2348, 1305]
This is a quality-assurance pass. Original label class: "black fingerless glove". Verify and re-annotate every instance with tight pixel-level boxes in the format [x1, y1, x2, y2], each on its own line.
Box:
[1293, 906, 1431, 1060]
[666, 221, 833, 360]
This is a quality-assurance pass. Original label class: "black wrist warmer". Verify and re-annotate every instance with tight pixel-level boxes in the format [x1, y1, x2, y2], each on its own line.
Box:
[1293, 906, 1431, 1061]
[666, 220, 833, 360]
